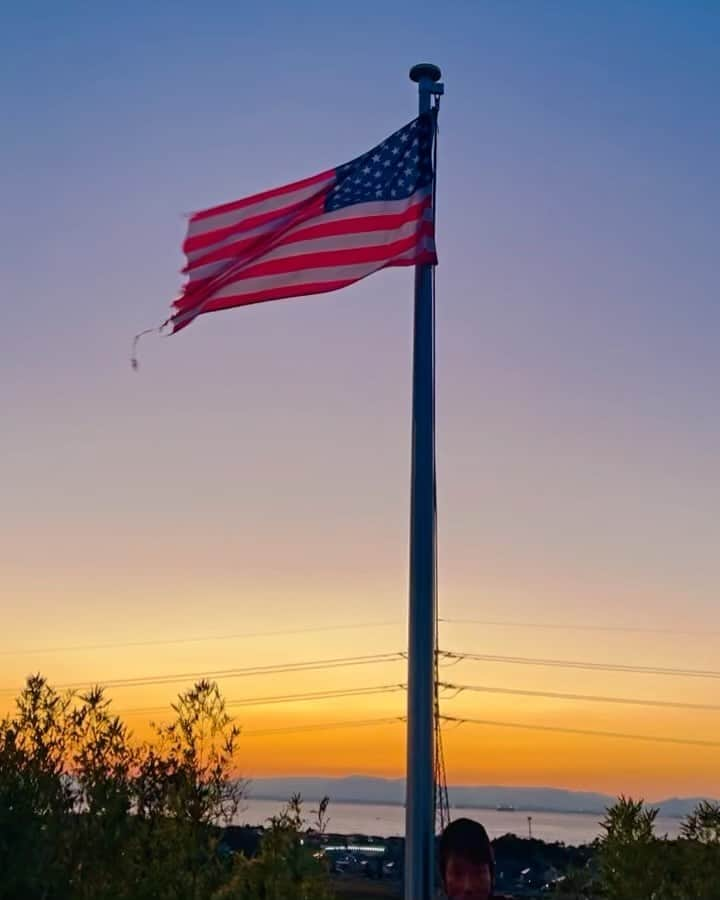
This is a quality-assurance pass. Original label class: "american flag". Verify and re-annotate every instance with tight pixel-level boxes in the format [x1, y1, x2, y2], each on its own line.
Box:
[170, 110, 437, 332]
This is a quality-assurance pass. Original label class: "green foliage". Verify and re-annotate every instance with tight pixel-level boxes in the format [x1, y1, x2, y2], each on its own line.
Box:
[134, 680, 245, 900]
[0, 675, 331, 900]
[595, 795, 720, 900]
[214, 795, 333, 900]
[680, 799, 720, 845]
[0, 675, 76, 898]
[597, 796, 660, 899]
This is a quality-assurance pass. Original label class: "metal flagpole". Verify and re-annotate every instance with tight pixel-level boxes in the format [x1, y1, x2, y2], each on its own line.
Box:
[405, 61, 443, 900]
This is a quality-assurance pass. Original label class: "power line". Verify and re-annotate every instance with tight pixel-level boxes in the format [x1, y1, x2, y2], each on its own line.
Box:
[442, 651, 720, 680]
[0, 621, 403, 658]
[117, 683, 405, 716]
[3, 615, 714, 660]
[440, 681, 720, 712]
[242, 716, 404, 738]
[0, 652, 405, 696]
[441, 716, 720, 749]
[440, 618, 718, 638]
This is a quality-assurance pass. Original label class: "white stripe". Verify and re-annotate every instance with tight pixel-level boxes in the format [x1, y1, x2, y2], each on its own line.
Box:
[209, 235, 435, 301]
[241, 218, 428, 269]
[302, 186, 432, 224]
[173, 236, 435, 328]
[186, 175, 335, 239]
[185, 210, 299, 266]
[188, 217, 425, 284]
[185, 187, 434, 283]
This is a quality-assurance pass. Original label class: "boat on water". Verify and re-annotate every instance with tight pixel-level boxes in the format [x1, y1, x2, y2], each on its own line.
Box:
[496, 804, 516, 812]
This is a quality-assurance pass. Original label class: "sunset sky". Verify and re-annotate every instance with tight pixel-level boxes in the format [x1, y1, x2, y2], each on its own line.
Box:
[2, 1, 719, 800]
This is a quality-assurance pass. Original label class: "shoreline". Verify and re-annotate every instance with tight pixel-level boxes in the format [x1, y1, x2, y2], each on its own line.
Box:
[245, 794, 685, 820]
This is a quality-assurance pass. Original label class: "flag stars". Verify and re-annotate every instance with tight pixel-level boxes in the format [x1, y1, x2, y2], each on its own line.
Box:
[326, 114, 433, 210]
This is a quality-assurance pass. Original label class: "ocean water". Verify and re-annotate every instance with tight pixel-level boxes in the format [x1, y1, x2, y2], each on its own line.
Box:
[235, 798, 682, 844]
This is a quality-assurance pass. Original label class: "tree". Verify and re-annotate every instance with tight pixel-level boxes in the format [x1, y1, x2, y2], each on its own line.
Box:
[0, 674, 335, 900]
[67, 685, 138, 899]
[680, 800, 720, 845]
[145, 679, 243, 826]
[597, 796, 663, 900]
[596, 796, 720, 900]
[132, 679, 244, 899]
[214, 795, 333, 900]
[674, 801, 720, 900]
[0, 674, 76, 899]
[0, 676, 250, 900]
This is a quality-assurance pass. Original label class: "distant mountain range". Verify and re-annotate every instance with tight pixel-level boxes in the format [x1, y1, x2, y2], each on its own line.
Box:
[247, 776, 715, 818]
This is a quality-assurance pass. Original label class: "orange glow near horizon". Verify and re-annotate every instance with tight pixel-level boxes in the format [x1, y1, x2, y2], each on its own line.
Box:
[1, 602, 717, 802]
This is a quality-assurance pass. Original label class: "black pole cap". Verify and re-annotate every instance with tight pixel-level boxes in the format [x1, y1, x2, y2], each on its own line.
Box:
[410, 63, 442, 83]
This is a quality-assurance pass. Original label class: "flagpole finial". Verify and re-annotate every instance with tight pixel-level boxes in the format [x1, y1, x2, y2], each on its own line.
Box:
[409, 63, 442, 84]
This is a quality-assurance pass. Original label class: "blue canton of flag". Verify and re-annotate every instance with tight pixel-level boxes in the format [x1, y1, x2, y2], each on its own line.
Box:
[327, 110, 436, 211]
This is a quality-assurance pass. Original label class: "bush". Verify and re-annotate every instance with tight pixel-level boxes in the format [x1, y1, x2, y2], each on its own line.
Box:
[0, 675, 331, 900]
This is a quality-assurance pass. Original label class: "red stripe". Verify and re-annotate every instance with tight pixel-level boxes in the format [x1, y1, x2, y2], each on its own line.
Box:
[283, 198, 431, 243]
[183, 220, 305, 276]
[183, 194, 327, 255]
[183, 197, 431, 274]
[171, 250, 437, 332]
[224, 224, 434, 280]
[173, 279, 356, 329]
[174, 220, 434, 315]
[190, 169, 334, 221]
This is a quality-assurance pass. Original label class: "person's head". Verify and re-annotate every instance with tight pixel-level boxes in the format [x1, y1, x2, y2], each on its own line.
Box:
[439, 818, 494, 900]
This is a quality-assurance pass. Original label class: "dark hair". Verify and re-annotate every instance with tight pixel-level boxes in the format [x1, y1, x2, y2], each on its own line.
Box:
[439, 818, 495, 887]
